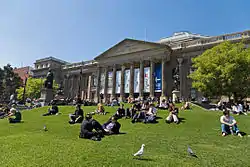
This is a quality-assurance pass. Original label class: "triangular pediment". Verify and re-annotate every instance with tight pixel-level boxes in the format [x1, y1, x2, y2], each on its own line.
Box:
[95, 39, 171, 60]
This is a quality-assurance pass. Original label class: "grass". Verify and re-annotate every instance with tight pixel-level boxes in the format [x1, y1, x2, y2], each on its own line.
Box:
[0, 104, 250, 167]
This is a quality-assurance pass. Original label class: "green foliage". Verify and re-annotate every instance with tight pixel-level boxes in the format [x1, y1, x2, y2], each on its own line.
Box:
[0, 106, 250, 167]
[16, 78, 59, 101]
[189, 41, 250, 100]
[0, 64, 22, 102]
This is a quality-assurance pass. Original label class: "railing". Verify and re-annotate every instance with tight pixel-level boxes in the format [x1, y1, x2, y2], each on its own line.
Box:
[171, 30, 250, 49]
[62, 60, 97, 69]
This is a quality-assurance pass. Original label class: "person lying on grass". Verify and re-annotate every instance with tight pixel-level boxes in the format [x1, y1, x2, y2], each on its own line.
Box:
[69, 104, 84, 124]
[8, 104, 22, 123]
[79, 113, 105, 141]
[43, 103, 59, 116]
[102, 116, 121, 135]
[220, 110, 242, 137]
[166, 103, 179, 124]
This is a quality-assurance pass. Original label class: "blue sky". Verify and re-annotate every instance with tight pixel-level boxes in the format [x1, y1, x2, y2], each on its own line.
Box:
[0, 0, 249, 68]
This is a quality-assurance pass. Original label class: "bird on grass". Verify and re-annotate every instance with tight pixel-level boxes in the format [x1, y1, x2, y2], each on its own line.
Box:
[133, 144, 145, 159]
[187, 146, 198, 158]
[43, 125, 48, 131]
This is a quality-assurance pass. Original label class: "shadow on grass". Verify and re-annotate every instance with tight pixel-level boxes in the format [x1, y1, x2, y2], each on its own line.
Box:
[155, 116, 163, 120]
[179, 117, 186, 124]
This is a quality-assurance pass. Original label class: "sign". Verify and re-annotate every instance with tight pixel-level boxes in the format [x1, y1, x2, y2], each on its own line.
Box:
[116, 71, 121, 93]
[124, 70, 130, 93]
[155, 64, 162, 92]
[134, 68, 140, 93]
[144, 67, 150, 92]
[100, 72, 105, 94]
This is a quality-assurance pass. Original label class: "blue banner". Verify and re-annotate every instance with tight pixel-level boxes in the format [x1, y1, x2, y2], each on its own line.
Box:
[155, 64, 162, 92]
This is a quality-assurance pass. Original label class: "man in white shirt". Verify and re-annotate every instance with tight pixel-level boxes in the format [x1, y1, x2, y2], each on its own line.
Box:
[220, 110, 242, 137]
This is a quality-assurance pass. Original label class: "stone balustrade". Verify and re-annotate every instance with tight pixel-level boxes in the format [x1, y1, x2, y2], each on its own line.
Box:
[171, 30, 250, 49]
[62, 60, 97, 69]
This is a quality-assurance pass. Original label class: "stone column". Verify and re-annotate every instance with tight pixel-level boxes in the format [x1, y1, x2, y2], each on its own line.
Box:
[120, 65, 126, 101]
[87, 75, 92, 100]
[161, 57, 167, 100]
[95, 66, 101, 103]
[103, 67, 109, 103]
[111, 65, 117, 99]
[139, 60, 144, 98]
[150, 60, 155, 98]
[178, 58, 184, 100]
[129, 63, 134, 98]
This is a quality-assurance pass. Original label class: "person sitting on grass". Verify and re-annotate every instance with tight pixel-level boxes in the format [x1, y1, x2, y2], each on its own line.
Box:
[79, 113, 104, 141]
[8, 104, 22, 123]
[181, 101, 191, 110]
[96, 103, 106, 115]
[114, 104, 125, 119]
[43, 103, 59, 116]
[102, 116, 121, 135]
[144, 103, 157, 123]
[0, 106, 8, 119]
[166, 104, 179, 124]
[69, 104, 84, 124]
[125, 104, 137, 118]
[157, 99, 168, 109]
[220, 110, 242, 137]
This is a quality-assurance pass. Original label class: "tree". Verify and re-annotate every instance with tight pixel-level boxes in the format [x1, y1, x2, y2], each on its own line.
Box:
[16, 78, 59, 101]
[0, 64, 22, 102]
[189, 41, 250, 101]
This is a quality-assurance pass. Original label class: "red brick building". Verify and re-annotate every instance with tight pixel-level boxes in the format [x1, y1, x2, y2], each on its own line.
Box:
[13, 66, 33, 84]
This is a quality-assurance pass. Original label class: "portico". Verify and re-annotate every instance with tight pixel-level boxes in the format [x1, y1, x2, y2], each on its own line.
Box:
[92, 38, 174, 102]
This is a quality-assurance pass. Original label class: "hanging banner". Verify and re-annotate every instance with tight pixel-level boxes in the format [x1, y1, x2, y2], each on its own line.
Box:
[93, 75, 97, 87]
[124, 70, 130, 93]
[108, 71, 112, 94]
[144, 67, 150, 92]
[116, 71, 121, 93]
[100, 72, 105, 94]
[134, 68, 140, 93]
[155, 64, 162, 92]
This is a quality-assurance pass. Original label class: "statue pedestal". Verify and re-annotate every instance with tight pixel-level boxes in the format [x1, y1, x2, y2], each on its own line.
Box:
[40, 88, 54, 105]
[172, 90, 180, 103]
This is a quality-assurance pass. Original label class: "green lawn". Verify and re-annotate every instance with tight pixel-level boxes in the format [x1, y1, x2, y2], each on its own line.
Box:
[0, 105, 250, 167]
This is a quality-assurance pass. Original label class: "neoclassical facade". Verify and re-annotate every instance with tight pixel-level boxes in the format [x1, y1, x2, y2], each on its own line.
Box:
[32, 30, 250, 102]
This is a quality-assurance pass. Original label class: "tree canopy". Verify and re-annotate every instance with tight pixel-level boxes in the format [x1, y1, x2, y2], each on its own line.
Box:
[189, 41, 250, 101]
[16, 78, 59, 101]
[0, 64, 22, 102]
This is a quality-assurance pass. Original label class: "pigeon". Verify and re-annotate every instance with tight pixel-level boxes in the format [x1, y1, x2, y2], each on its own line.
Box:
[133, 144, 145, 159]
[187, 146, 198, 158]
[43, 125, 48, 131]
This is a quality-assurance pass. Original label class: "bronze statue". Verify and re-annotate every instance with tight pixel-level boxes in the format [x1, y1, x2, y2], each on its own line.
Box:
[44, 69, 54, 89]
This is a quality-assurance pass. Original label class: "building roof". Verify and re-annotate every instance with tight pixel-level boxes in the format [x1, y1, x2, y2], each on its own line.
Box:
[35, 56, 69, 65]
[158, 31, 210, 44]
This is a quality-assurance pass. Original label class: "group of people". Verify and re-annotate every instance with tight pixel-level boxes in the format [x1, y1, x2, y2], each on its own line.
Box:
[0, 104, 22, 123]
